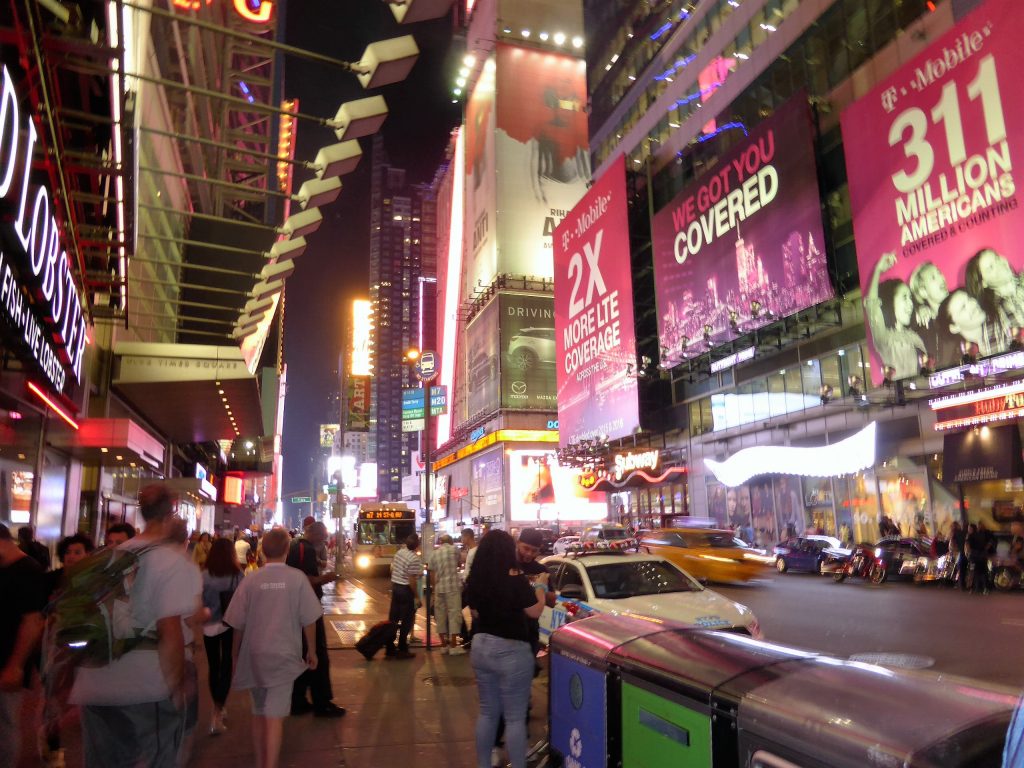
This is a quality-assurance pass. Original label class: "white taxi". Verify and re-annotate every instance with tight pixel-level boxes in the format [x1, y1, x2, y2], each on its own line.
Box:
[538, 552, 762, 644]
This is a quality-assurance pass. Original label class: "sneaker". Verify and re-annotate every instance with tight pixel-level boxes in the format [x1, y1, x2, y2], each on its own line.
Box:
[491, 747, 504, 767]
[448, 646, 467, 656]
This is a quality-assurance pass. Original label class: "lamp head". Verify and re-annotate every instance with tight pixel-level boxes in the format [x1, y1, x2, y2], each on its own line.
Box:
[330, 95, 389, 141]
[268, 237, 307, 260]
[295, 178, 341, 209]
[280, 208, 322, 238]
[313, 140, 362, 179]
[404, 347, 421, 362]
[386, 0, 456, 24]
[354, 36, 419, 89]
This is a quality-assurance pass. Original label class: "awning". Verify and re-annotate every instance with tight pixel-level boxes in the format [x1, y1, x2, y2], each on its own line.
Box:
[704, 421, 877, 487]
[48, 418, 165, 470]
[112, 343, 264, 444]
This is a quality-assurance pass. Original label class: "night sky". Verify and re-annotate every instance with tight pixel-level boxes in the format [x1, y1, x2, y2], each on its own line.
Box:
[280, 1, 461, 495]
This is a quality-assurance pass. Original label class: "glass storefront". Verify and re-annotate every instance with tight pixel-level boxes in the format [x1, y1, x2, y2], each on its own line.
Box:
[611, 482, 689, 530]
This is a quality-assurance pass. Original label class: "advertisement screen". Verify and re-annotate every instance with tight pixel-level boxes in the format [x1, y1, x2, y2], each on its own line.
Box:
[554, 156, 640, 446]
[465, 297, 500, 418]
[842, 0, 1023, 382]
[652, 98, 832, 367]
[471, 450, 504, 521]
[351, 299, 372, 376]
[319, 424, 339, 449]
[463, 55, 497, 300]
[508, 449, 606, 522]
[495, 44, 590, 281]
[500, 293, 557, 411]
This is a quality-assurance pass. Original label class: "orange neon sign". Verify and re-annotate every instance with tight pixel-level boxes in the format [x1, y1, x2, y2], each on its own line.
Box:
[171, 0, 274, 23]
[233, 0, 274, 22]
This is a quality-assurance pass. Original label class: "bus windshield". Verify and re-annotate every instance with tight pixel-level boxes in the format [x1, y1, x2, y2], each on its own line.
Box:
[357, 520, 416, 546]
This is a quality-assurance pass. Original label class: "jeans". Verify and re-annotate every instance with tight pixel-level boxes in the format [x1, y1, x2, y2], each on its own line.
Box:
[292, 617, 333, 708]
[471, 633, 535, 768]
[203, 629, 233, 707]
[81, 699, 183, 768]
[388, 584, 416, 652]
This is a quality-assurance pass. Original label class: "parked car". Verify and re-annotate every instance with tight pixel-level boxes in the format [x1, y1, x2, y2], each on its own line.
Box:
[638, 527, 772, 583]
[506, 327, 555, 369]
[580, 524, 636, 551]
[874, 537, 932, 581]
[538, 551, 761, 645]
[773, 536, 843, 574]
[552, 535, 581, 555]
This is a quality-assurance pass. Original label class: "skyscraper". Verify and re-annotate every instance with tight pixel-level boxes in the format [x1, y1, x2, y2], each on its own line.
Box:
[368, 136, 436, 500]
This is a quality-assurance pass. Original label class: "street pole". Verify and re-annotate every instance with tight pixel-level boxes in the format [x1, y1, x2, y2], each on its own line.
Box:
[336, 344, 347, 576]
[422, 382, 432, 652]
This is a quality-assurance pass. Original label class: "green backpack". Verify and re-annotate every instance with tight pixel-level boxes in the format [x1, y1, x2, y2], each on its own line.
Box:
[44, 542, 162, 669]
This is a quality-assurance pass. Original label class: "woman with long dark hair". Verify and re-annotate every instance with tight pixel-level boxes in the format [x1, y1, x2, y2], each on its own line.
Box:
[464, 530, 547, 768]
[202, 537, 242, 734]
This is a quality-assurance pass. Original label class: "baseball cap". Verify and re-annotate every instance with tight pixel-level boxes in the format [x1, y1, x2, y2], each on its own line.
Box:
[518, 528, 544, 548]
[303, 516, 316, 528]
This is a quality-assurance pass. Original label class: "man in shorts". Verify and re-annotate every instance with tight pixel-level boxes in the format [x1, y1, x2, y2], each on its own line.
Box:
[225, 528, 321, 768]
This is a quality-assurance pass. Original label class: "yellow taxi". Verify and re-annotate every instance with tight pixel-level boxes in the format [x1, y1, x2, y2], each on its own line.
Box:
[637, 527, 772, 583]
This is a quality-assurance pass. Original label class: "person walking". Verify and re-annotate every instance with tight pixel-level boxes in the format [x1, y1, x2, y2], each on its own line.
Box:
[387, 533, 423, 659]
[429, 534, 463, 655]
[192, 532, 213, 569]
[464, 530, 547, 768]
[0, 523, 46, 768]
[69, 485, 202, 768]
[224, 528, 322, 768]
[287, 522, 344, 717]
[201, 537, 242, 734]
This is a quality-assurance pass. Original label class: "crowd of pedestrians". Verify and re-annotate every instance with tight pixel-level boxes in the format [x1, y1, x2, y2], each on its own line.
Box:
[0, 490, 343, 768]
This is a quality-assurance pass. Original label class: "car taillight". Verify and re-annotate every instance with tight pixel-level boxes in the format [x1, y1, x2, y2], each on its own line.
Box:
[563, 602, 582, 616]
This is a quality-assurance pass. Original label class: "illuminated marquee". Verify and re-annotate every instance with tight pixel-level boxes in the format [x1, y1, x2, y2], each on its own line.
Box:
[351, 299, 373, 376]
[931, 380, 1024, 431]
[0, 65, 88, 395]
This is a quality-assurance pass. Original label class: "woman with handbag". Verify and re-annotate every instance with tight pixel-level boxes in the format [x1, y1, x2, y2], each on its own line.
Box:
[202, 537, 242, 734]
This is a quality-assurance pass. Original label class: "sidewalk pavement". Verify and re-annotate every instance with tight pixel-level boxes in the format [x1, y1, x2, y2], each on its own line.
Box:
[18, 573, 550, 768]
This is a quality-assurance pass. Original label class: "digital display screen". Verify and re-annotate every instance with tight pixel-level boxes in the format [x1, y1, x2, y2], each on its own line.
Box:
[360, 509, 415, 520]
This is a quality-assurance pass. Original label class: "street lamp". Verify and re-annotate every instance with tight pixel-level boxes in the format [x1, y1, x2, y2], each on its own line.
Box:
[405, 345, 434, 651]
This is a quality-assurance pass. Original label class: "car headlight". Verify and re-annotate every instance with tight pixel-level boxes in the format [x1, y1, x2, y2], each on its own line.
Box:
[355, 555, 371, 570]
[874, 547, 883, 559]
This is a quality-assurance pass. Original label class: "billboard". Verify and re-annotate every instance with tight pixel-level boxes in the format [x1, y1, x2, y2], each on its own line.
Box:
[495, 43, 590, 280]
[346, 377, 371, 432]
[463, 55, 497, 300]
[842, 0, 1023, 382]
[351, 299, 372, 377]
[500, 293, 557, 411]
[554, 156, 640, 447]
[471, 449, 504, 521]
[319, 423, 339, 449]
[651, 98, 832, 368]
[465, 296, 500, 418]
[508, 449, 607, 522]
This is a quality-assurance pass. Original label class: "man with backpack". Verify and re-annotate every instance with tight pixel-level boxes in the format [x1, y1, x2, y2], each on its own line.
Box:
[68, 485, 202, 768]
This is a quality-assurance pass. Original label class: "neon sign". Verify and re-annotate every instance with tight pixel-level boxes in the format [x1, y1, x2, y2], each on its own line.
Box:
[171, 0, 274, 23]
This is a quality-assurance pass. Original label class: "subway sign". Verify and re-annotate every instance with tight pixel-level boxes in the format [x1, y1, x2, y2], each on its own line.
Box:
[931, 380, 1024, 431]
[0, 65, 88, 395]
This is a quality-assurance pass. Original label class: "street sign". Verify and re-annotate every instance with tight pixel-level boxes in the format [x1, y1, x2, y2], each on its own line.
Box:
[429, 385, 448, 415]
[402, 417, 425, 432]
[291, 496, 312, 504]
[327, 484, 338, 493]
[402, 388, 425, 419]
[402, 385, 446, 429]
[414, 350, 439, 382]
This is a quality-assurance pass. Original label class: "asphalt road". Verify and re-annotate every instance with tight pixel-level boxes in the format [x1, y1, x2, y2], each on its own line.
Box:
[712, 571, 1024, 689]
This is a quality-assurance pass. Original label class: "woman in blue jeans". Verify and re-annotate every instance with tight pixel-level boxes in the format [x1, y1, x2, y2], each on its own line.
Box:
[464, 530, 547, 768]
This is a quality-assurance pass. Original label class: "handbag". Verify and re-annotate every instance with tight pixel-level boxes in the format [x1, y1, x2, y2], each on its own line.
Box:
[218, 573, 240, 616]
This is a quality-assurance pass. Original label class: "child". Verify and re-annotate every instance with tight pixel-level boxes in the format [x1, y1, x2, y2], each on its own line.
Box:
[224, 528, 322, 768]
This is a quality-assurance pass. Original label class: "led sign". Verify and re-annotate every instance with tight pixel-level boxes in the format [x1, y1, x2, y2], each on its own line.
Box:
[433, 428, 559, 470]
[0, 65, 87, 394]
[709, 346, 755, 374]
[931, 380, 1024, 431]
[929, 350, 1024, 389]
[360, 508, 415, 520]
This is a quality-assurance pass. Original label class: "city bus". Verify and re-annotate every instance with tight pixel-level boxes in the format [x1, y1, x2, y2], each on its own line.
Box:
[352, 502, 417, 574]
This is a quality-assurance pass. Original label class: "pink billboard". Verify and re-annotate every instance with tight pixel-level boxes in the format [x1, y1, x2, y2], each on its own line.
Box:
[554, 156, 640, 447]
[843, 0, 1022, 383]
[651, 98, 832, 368]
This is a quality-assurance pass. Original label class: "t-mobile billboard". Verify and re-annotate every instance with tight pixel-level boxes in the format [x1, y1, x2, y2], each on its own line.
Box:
[651, 97, 832, 368]
[842, 0, 1023, 382]
[554, 156, 640, 447]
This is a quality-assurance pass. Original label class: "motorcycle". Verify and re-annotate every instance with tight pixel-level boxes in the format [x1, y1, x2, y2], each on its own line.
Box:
[829, 544, 887, 584]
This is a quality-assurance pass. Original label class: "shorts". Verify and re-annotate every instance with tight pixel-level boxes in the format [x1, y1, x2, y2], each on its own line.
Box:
[249, 682, 292, 718]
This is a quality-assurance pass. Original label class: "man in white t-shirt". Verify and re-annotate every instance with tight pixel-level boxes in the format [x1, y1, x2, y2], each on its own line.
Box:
[234, 530, 252, 566]
[70, 485, 202, 768]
